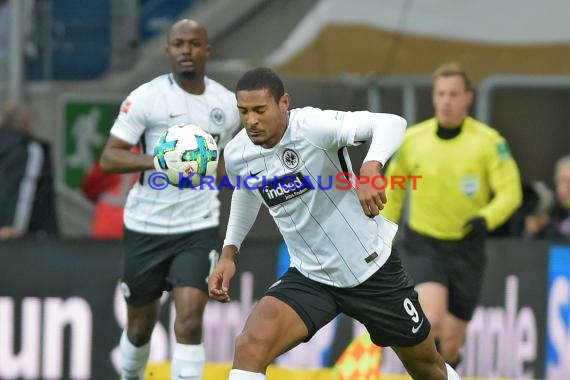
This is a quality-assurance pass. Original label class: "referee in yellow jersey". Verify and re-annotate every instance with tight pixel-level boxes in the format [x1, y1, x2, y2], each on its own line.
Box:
[382, 62, 522, 368]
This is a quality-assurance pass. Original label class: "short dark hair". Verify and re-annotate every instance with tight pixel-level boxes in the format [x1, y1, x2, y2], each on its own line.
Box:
[432, 62, 473, 91]
[235, 67, 285, 103]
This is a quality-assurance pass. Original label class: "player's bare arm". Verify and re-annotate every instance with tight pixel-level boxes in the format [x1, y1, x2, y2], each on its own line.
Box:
[358, 160, 387, 217]
[208, 244, 238, 303]
[0, 226, 24, 240]
[216, 153, 227, 184]
[100, 135, 154, 173]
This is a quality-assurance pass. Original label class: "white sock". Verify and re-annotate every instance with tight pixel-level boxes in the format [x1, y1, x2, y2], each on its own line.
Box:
[228, 369, 266, 380]
[171, 343, 205, 380]
[120, 330, 150, 380]
[446, 363, 462, 380]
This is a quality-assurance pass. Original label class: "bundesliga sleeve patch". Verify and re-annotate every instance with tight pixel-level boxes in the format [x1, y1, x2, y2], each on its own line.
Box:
[121, 99, 132, 114]
[497, 140, 512, 160]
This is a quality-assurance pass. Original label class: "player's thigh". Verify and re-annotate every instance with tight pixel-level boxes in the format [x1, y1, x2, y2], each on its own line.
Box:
[440, 311, 468, 344]
[122, 228, 175, 306]
[238, 295, 310, 361]
[415, 282, 448, 326]
[264, 268, 338, 342]
[167, 227, 219, 294]
[337, 249, 430, 347]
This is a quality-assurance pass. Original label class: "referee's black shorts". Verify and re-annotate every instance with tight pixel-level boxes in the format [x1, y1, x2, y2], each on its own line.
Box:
[400, 225, 486, 321]
[265, 248, 431, 348]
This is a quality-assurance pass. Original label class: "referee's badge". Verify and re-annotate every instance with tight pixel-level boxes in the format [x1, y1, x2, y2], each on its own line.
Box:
[282, 148, 300, 170]
[210, 107, 225, 126]
[461, 175, 479, 196]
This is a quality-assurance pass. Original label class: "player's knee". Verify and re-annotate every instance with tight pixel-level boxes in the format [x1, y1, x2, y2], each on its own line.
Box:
[439, 337, 464, 362]
[126, 309, 158, 345]
[126, 325, 153, 346]
[426, 315, 444, 336]
[174, 313, 203, 341]
[234, 331, 272, 367]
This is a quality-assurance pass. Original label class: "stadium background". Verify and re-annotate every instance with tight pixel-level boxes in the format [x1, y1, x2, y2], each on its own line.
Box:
[1, 0, 569, 379]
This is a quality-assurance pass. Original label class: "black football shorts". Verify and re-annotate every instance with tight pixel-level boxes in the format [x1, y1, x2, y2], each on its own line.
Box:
[400, 226, 486, 321]
[265, 248, 431, 347]
[121, 227, 219, 306]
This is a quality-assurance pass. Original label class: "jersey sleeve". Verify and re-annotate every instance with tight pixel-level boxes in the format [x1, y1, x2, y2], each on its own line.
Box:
[297, 108, 406, 164]
[351, 111, 407, 165]
[110, 83, 152, 145]
[295, 108, 359, 150]
[477, 137, 523, 230]
[223, 155, 262, 249]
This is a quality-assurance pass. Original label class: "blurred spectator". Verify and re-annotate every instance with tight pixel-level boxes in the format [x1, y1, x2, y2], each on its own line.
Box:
[0, 103, 59, 240]
[525, 156, 570, 238]
[81, 153, 138, 240]
[490, 180, 554, 237]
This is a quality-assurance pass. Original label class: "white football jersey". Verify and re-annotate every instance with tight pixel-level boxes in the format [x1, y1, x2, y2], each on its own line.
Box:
[224, 107, 399, 287]
[110, 74, 241, 234]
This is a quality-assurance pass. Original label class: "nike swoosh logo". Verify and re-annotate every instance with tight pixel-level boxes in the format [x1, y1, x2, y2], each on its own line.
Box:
[269, 280, 281, 289]
[249, 170, 263, 177]
[169, 112, 185, 118]
[412, 318, 424, 334]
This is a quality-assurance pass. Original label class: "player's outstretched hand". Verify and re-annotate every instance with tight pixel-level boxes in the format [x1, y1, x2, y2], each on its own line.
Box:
[208, 252, 236, 303]
[357, 161, 386, 217]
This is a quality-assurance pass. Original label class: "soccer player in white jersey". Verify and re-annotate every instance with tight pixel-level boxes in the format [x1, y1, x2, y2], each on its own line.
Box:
[208, 68, 462, 380]
[99, 19, 240, 380]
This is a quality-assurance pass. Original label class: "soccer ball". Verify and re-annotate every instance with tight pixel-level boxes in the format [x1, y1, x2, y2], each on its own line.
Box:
[153, 124, 219, 187]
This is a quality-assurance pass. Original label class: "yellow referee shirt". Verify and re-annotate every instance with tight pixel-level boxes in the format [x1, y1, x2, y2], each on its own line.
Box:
[382, 116, 522, 240]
